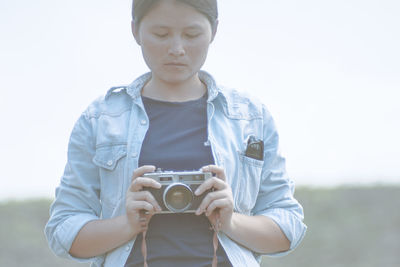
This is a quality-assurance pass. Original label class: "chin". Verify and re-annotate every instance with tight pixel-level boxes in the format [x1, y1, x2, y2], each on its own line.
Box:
[156, 69, 197, 84]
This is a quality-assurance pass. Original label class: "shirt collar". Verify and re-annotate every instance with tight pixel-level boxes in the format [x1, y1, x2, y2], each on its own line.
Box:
[126, 70, 221, 102]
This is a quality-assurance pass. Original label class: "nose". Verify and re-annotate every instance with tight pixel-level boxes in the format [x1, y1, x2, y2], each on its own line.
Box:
[168, 38, 185, 56]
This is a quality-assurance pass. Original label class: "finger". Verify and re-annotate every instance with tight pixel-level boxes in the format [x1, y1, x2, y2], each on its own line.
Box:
[130, 191, 162, 211]
[201, 165, 226, 181]
[195, 190, 226, 215]
[131, 165, 156, 181]
[194, 177, 226, 196]
[205, 198, 230, 216]
[126, 200, 155, 213]
[129, 177, 161, 192]
[139, 211, 154, 228]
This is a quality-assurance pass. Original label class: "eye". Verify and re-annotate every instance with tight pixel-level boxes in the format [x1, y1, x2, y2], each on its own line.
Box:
[184, 30, 202, 39]
[153, 32, 168, 38]
[184, 33, 201, 39]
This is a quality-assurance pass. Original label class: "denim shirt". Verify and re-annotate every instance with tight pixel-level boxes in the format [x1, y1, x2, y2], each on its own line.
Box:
[45, 71, 306, 267]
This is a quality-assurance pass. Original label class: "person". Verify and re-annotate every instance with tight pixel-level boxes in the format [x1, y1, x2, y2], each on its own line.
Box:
[45, 0, 307, 266]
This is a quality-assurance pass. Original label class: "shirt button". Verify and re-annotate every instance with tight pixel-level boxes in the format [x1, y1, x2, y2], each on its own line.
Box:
[140, 119, 147, 125]
[107, 160, 113, 166]
[125, 246, 130, 252]
[132, 152, 138, 158]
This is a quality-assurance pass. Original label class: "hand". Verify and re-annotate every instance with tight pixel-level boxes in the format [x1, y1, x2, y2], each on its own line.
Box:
[125, 165, 162, 234]
[195, 165, 234, 233]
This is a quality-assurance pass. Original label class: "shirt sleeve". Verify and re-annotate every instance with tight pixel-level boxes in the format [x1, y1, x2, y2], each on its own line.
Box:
[44, 110, 104, 264]
[251, 105, 307, 257]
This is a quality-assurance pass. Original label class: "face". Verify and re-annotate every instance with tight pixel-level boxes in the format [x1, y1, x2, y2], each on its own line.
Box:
[132, 0, 216, 85]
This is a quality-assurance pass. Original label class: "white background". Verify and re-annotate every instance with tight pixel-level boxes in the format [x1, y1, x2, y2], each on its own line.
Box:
[1, 0, 399, 200]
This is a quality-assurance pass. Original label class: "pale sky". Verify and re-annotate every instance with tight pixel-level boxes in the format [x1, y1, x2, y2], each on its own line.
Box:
[1, 0, 399, 200]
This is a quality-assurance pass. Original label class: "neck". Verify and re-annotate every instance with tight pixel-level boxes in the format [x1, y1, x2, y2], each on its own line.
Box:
[141, 73, 206, 102]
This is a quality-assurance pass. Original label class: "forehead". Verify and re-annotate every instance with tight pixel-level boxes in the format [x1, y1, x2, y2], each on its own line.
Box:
[140, 0, 211, 29]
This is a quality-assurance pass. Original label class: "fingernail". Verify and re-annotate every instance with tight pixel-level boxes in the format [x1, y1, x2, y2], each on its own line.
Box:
[194, 189, 199, 195]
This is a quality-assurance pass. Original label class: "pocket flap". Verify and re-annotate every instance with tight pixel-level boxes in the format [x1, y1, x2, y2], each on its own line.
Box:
[93, 144, 127, 171]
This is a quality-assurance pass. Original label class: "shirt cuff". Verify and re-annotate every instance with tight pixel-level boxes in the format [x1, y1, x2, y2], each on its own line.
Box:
[52, 213, 101, 263]
[258, 208, 307, 257]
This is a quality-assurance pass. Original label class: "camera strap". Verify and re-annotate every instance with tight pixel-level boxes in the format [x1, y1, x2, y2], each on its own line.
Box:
[212, 228, 219, 267]
[211, 213, 221, 267]
[141, 230, 148, 267]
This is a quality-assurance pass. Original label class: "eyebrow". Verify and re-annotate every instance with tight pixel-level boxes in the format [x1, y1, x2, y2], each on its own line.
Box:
[184, 23, 204, 30]
[150, 23, 204, 30]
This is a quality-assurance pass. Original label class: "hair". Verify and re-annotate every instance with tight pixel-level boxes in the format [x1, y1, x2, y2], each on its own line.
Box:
[132, 0, 218, 31]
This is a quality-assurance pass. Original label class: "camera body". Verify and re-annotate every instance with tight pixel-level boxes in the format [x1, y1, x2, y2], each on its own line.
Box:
[143, 170, 212, 213]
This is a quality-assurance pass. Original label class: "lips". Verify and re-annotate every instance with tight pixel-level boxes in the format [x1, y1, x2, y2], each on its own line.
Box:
[165, 62, 186, 66]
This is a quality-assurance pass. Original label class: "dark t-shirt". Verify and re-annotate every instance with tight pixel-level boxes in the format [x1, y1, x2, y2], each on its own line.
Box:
[124, 94, 232, 267]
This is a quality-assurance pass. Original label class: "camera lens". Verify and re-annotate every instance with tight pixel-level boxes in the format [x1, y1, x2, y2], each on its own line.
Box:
[163, 183, 193, 213]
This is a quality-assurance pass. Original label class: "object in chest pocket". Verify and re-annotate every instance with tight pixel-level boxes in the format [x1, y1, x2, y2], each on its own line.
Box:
[245, 135, 264, 160]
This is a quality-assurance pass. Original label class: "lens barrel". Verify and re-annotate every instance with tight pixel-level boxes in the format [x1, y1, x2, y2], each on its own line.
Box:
[163, 183, 193, 213]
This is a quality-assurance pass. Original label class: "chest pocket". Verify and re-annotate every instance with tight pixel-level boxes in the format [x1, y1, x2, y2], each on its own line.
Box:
[234, 151, 264, 214]
[93, 144, 127, 216]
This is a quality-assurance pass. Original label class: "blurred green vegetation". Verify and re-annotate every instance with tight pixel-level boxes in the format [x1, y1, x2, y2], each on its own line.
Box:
[1, 186, 399, 267]
[262, 186, 400, 267]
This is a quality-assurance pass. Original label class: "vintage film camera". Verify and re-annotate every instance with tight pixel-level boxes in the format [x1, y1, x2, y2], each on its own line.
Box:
[143, 169, 212, 213]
